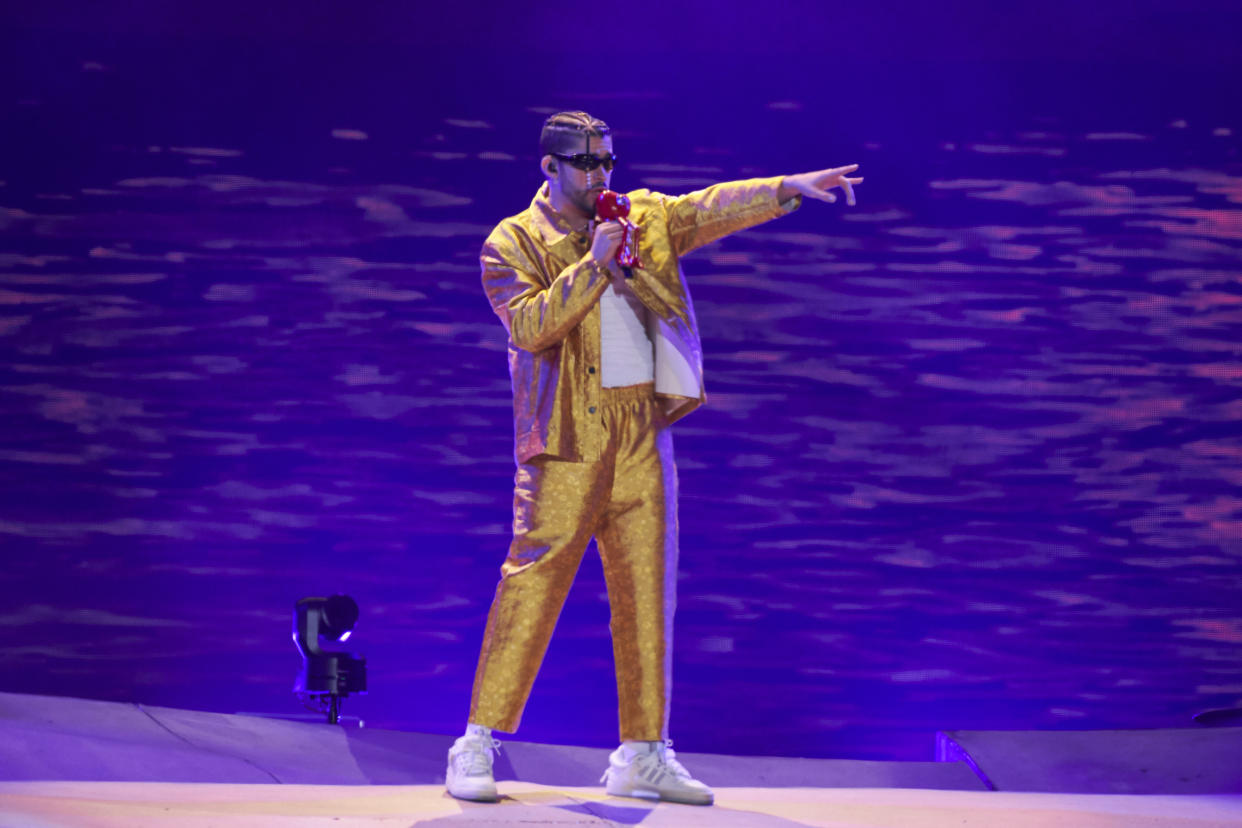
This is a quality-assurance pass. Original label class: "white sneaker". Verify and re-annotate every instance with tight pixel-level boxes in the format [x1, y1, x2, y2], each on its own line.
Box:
[601, 740, 714, 806]
[446, 733, 501, 802]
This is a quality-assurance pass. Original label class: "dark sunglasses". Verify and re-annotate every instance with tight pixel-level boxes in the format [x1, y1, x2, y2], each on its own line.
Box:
[551, 152, 618, 172]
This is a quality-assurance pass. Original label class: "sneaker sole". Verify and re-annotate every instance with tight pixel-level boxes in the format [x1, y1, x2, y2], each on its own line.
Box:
[606, 785, 713, 806]
[446, 786, 499, 803]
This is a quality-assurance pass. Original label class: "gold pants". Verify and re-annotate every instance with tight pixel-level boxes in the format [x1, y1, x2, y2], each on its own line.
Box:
[469, 382, 677, 741]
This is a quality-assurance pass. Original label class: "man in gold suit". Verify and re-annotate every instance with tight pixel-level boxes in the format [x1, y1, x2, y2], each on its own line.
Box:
[446, 111, 862, 805]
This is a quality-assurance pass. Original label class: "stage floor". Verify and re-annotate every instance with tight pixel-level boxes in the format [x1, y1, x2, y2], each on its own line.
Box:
[3, 781, 1242, 828]
[5, 693, 1242, 826]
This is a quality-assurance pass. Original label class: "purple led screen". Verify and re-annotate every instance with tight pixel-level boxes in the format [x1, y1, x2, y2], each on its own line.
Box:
[2, 2, 1241, 760]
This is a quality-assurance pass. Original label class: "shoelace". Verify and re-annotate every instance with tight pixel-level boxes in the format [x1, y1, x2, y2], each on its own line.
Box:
[456, 736, 502, 776]
[602, 739, 692, 783]
[655, 740, 693, 780]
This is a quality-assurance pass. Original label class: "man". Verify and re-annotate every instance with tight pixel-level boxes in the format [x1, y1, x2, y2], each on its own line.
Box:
[446, 110, 862, 805]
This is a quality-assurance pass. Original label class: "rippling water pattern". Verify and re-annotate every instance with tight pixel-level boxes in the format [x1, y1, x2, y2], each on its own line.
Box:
[3, 14, 1241, 759]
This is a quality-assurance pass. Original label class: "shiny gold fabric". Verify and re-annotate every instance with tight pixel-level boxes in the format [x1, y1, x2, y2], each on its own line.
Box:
[469, 382, 676, 740]
[470, 176, 800, 740]
[481, 177, 800, 464]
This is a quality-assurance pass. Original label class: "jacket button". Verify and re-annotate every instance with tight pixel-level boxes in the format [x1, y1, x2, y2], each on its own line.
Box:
[588, 366, 596, 374]
[588, 406, 597, 414]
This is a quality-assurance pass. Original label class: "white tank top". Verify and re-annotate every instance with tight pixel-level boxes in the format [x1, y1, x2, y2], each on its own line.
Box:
[599, 282, 654, 387]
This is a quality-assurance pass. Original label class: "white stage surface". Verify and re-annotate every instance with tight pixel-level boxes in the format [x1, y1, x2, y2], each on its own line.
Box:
[3, 780, 1242, 827]
[2, 692, 1241, 826]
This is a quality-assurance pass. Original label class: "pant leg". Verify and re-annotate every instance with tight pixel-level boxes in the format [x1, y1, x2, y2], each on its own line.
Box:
[593, 386, 679, 742]
[468, 453, 612, 733]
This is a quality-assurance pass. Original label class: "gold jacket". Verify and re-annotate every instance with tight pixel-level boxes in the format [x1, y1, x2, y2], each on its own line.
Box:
[481, 176, 800, 463]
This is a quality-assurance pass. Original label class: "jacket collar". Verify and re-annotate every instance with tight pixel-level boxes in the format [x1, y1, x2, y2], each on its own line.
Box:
[529, 182, 588, 248]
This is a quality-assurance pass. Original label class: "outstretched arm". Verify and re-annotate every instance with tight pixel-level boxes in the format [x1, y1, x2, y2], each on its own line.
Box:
[778, 164, 864, 206]
[656, 166, 863, 259]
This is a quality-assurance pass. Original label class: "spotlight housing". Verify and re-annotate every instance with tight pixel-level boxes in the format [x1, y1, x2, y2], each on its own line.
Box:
[293, 594, 367, 724]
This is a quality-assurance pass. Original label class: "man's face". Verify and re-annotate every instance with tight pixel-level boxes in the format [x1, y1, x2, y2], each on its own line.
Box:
[547, 133, 615, 218]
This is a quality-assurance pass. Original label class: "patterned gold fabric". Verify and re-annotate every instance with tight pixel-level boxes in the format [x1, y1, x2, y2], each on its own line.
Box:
[481, 177, 800, 463]
[469, 383, 676, 739]
[470, 176, 800, 741]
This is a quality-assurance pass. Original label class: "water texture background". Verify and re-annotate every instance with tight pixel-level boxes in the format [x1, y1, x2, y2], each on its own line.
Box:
[2, 1, 1240, 759]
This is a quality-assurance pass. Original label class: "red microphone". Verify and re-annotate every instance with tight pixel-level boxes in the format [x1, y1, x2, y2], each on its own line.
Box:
[594, 189, 642, 271]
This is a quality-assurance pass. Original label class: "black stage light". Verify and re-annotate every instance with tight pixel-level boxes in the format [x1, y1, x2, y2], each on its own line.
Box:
[293, 594, 367, 724]
[1193, 706, 1242, 727]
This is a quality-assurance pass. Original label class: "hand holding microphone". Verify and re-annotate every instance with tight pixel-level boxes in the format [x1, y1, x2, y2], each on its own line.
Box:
[589, 220, 626, 270]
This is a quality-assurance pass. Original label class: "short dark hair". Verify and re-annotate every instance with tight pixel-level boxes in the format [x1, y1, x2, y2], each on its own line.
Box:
[539, 111, 611, 156]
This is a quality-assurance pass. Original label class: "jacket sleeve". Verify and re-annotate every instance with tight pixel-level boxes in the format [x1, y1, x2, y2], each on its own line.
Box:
[657, 175, 801, 258]
[480, 225, 611, 353]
